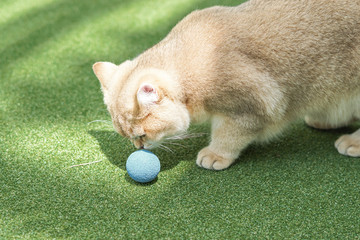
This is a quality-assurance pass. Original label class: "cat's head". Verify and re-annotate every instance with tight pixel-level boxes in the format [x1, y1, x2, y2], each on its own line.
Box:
[93, 61, 190, 149]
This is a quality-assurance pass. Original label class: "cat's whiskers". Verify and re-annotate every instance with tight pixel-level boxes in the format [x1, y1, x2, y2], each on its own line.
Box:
[165, 132, 207, 141]
[162, 142, 185, 147]
[158, 144, 174, 153]
[157, 132, 207, 151]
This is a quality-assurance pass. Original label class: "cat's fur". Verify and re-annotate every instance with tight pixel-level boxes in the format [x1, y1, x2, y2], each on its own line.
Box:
[93, 0, 360, 170]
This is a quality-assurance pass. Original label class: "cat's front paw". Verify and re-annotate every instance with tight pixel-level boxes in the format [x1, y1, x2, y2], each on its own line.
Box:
[196, 147, 234, 170]
[335, 131, 360, 157]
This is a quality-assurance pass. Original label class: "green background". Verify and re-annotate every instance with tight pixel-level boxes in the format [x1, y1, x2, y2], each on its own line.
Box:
[1, 0, 359, 239]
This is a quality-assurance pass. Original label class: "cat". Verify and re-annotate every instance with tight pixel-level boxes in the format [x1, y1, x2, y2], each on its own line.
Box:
[93, 0, 360, 170]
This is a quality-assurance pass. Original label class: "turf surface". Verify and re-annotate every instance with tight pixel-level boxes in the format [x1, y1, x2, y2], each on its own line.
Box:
[1, 0, 360, 239]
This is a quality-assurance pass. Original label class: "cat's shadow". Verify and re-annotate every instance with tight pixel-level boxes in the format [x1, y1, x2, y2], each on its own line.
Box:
[88, 128, 209, 172]
[89, 122, 358, 174]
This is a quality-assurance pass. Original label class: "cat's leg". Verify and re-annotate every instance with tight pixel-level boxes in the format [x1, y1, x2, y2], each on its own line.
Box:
[304, 114, 340, 130]
[335, 100, 360, 157]
[304, 110, 355, 130]
[305, 96, 360, 130]
[335, 128, 360, 157]
[305, 95, 360, 157]
[196, 115, 258, 170]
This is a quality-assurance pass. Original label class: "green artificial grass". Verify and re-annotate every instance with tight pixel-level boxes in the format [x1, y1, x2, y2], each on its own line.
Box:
[1, 0, 360, 239]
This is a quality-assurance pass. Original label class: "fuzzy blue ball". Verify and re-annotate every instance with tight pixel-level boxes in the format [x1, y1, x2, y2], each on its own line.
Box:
[126, 150, 161, 183]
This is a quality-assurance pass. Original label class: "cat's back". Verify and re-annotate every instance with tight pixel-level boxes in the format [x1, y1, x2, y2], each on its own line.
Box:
[188, 0, 360, 27]
[169, 0, 360, 117]
[165, 0, 360, 67]
[142, 0, 360, 69]
[182, 0, 360, 49]
[177, 0, 360, 85]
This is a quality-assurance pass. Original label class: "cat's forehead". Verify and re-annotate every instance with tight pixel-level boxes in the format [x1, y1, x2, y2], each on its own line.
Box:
[107, 83, 137, 119]
[115, 100, 145, 124]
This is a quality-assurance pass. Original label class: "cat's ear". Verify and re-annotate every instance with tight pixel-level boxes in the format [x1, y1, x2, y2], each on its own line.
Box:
[137, 83, 159, 106]
[92, 62, 118, 90]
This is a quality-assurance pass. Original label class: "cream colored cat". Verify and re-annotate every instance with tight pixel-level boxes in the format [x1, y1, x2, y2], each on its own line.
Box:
[93, 0, 360, 170]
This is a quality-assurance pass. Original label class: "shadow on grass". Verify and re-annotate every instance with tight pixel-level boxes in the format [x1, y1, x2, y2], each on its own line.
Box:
[0, 0, 140, 122]
[88, 130, 133, 170]
[0, 0, 137, 70]
[237, 122, 360, 168]
[88, 121, 359, 175]
[88, 126, 210, 172]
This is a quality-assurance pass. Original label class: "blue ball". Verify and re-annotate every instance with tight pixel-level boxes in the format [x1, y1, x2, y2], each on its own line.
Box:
[126, 150, 161, 183]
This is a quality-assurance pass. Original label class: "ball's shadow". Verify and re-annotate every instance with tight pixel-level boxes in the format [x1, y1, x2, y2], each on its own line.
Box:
[124, 173, 159, 186]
